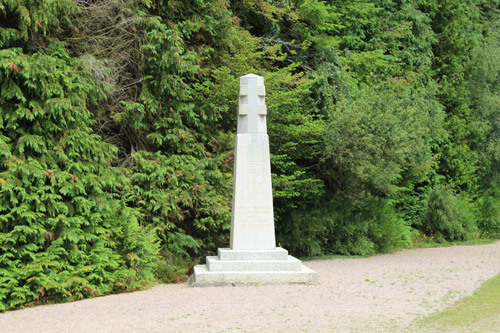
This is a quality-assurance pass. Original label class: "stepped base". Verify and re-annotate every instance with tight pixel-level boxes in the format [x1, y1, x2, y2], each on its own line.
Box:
[189, 248, 318, 286]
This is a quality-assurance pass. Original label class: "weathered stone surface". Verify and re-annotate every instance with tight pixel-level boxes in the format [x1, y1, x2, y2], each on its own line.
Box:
[230, 133, 275, 250]
[217, 247, 288, 261]
[237, 73, 267, 134]
[230, 73, 275, 250]
[190, 74, 317, 286]
[206, 255, 302, 272]
[190, 265, 317, 286]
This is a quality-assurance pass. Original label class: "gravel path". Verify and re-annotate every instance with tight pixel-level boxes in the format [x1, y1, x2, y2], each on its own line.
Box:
[2, 241, 500, 332]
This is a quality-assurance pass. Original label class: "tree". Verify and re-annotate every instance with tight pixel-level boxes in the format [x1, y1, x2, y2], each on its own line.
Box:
[0, 0, 158, 311]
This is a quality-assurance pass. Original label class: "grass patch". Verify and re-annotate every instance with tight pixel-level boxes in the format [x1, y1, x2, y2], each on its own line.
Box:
[419, 274, 500, 332]
[408, 230, 498, 249]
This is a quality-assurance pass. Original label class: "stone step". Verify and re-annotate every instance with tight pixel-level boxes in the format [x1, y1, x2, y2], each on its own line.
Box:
[217, 247, 288, 261]
[189, 264, 318, 286]
[206, 255, 302, 272]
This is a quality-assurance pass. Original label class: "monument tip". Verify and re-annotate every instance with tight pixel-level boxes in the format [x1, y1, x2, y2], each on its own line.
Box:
[241, 73, 261, 78]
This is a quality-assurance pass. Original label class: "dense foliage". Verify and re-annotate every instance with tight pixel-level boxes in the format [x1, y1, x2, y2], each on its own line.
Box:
[1, 0, 499, 310]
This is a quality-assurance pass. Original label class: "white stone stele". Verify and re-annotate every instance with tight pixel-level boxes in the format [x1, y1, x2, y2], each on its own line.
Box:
[230, 133, 275, 250]
[189, 74, 317, 286]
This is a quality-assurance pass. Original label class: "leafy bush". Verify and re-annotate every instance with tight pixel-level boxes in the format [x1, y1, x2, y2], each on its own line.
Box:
[322, 82, 444, 203]
[423, 185, 477, 242]
[277, 196, 410, 257]
[477, 182, 500, 237]
[125, 151, 231, 252]
[153, 248, 197, 284]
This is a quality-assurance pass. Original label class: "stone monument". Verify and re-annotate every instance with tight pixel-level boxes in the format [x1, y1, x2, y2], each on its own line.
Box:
[189, 74, 317, 286]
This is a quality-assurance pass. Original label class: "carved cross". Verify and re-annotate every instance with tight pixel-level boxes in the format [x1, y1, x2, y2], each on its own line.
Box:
[238, 73, 267, 134]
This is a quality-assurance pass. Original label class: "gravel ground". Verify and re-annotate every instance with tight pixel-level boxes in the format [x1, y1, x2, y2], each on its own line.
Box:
[2, 241, 500, 332]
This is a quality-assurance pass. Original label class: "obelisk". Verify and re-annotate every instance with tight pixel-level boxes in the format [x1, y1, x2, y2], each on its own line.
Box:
[230, 73, 275, 250]
[189, 74, 317, 286]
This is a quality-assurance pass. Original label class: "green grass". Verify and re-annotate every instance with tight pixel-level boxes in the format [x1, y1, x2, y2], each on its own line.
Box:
[406, 238, 497, 251]
[408, 230, 498, 250]
[418, 274, 500, 332]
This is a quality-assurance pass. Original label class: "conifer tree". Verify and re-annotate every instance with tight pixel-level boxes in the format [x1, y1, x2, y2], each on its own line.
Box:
[0, 0, 158, 310]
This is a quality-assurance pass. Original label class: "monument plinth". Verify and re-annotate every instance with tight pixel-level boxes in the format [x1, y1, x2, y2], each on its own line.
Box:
[189, 74, 317, 286]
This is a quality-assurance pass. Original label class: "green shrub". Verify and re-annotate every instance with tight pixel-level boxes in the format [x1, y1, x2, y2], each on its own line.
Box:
[153, 249, 196, 284]
[276, 204, 330, 257]
[322, 83, 444, 203]
[277, 196, 410, 257]
[477, 183, 500, 237]
[368, 199, 411, 253]
[125, 151, 231, 252]
[423, 185, 477, 242]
